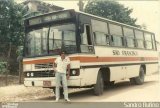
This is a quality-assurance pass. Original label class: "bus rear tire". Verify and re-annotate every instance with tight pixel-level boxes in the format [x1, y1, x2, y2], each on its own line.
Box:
[130, 67, 145, 85]
[93, 72, 104, 96]
[130, 78, 136, 84]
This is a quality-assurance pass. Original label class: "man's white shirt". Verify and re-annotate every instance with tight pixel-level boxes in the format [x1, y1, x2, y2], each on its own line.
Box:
[54, 57, 70, 74]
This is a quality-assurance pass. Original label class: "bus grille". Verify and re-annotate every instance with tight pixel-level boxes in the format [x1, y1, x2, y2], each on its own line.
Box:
[35, 63, 53, 69]
[24, 70, 55, 78]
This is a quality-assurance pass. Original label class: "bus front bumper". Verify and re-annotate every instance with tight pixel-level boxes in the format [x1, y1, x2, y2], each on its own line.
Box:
[24, 77, 81, 87]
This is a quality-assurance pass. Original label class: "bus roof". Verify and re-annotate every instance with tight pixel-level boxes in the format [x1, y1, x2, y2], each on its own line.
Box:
[25, 9, 154, 34]
[77, 10, 154, 34]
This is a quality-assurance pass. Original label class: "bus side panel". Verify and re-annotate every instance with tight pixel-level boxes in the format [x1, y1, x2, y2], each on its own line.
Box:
[146, 64, 158, 75]
[110, 66, 126, 81]
[80, 68, 99, 86]
[125, 65, 140, 78]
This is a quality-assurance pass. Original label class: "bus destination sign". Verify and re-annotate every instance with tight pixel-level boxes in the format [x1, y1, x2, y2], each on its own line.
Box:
[29, 11, 71, 26]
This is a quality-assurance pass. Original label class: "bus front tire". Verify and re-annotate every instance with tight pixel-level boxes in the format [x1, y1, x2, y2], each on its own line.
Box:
[93, 72, 104, 96]
[130, 67, 145, 85]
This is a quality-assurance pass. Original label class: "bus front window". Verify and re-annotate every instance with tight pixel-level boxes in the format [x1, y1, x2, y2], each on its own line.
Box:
[25, 28, 48, 57]
[25, 24, 77, 57]
[49, 24, 77, 54]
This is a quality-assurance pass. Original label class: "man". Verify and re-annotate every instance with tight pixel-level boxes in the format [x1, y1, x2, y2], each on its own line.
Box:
[53, 51, 70, 102]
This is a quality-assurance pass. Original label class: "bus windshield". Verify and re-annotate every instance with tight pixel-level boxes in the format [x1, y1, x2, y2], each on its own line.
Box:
[25, 23, 77, 57]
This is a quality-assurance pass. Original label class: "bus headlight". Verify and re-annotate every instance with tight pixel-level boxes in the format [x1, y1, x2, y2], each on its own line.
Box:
[27, 73, 30, 77]
[71, 69, 80, 76]
[72, 70, 76, 75]
[31, 73, 34, 77]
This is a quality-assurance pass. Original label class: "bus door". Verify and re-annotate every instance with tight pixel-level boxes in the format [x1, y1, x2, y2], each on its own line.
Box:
[80, 24, 94, 53]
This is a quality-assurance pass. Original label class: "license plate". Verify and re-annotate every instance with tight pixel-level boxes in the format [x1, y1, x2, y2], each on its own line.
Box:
[43, 81, 51, 87]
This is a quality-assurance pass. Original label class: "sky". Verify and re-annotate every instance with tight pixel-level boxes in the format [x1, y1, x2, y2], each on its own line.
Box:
[118, 0, 160, 43]
[43, 0, 160, 43]
[16, 0, 160, 43]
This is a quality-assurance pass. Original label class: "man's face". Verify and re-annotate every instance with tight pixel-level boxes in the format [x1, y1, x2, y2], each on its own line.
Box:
[60, 53, 65, 59]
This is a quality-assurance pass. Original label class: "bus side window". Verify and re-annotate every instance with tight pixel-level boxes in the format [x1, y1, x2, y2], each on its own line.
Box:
[144, 33, 153, 50]
[135, 30, 144, 49]
[81, 24, 92, 45]
[94, 32, 109, 46]
[81, 24, 94, 53]
[111, 35, 114, 45]
[106, 34, 110, 45]
[152, 35, 156, 50]
[86, 25, 92, 45]
[109, 23, 124, 47]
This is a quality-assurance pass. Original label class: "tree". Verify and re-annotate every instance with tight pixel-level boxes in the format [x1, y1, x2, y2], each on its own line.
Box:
[84, 0, 140, 27]
[0, 0, 27, 46]
[0, 0, 27, 76]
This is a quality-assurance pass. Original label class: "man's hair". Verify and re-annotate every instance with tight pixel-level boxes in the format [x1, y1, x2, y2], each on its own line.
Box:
[59, 50, 66, 55]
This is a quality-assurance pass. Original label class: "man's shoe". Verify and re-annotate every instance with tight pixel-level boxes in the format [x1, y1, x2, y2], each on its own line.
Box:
[65, 98, 70, 102]
[55, 98, 59, 102]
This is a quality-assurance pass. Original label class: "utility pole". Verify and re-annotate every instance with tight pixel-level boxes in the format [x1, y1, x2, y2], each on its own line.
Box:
[78, 0, 84, 11]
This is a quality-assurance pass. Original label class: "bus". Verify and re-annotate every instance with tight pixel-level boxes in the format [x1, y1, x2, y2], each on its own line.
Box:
[23, 9, 158, 95]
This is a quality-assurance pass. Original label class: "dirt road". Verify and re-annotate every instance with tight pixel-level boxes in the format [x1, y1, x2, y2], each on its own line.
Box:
[0, 85, 53, 102]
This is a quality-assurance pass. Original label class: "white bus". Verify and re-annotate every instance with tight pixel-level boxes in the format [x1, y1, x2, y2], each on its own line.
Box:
[23, 9, 158, 95]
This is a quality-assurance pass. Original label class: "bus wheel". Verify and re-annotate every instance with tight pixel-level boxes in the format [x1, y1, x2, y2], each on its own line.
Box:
[130, 78, 136, 85]
[104, 81, 115, 89]
[94, 72, 104, 96]
[108, 81, 115, 86]
[130, 67, 145, 85]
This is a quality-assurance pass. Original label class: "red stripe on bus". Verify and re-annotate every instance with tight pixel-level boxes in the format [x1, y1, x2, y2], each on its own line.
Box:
[23, 57, 158, 64]
[71, 57, 140, 62]
[23, 58, 55, 64]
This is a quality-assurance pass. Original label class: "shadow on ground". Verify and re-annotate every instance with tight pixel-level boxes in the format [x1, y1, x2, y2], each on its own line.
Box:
[38, 80, 158, 101]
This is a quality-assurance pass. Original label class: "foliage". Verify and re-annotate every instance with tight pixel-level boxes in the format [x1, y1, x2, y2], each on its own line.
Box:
[0, 62, 7, 74]
[0, 0, 27, 74]
[0, 0, 27, 48]
[84, 0, 140, 27]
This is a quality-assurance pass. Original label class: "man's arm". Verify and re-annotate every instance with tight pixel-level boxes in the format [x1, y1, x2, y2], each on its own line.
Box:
[67, 64, 70, 80]
[53, 63, 57, 72]
[54, 63, 57, 67]
[53, 58, 57, 72]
